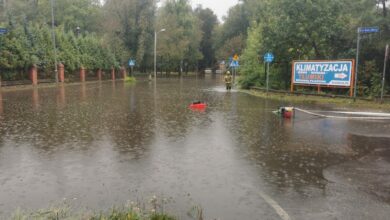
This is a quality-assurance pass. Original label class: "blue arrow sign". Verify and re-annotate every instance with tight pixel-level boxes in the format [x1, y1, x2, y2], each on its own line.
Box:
[264, 52, 274, 63]
[0, 28, 8, 35]
[128, 59, 136, 67]
[359, 27, 379, 34]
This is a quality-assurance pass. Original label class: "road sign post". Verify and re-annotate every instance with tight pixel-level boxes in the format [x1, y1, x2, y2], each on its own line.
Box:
[264, 52, 274, 95]
[128, 59, 136, 76]
[381, 44, 389, 103]
[230, 57, 239, 87]
[354, 27, 380, 101]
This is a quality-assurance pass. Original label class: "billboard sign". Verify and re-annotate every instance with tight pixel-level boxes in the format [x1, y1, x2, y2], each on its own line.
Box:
[292, 60, 354, 87]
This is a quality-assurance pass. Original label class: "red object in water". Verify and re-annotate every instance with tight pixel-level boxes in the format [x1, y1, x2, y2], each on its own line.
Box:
[189, 102, 207, 109]
[283, 111, 293, 118]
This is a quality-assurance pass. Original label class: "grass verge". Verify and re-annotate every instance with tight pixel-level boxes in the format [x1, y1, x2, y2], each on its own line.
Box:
[243, 89, 390, 110]
[124, 76, 136, 83]
[10, 203, 175, 220]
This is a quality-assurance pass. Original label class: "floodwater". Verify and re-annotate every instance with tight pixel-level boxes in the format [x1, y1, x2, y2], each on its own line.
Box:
[0, 76, 390, 219]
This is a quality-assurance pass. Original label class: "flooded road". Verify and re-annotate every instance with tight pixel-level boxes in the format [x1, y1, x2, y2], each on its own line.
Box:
[0, 76, 390, 219]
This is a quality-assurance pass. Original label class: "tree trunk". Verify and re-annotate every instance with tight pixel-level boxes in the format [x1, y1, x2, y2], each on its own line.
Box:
[382, 0, 387, 17]
[312, 40, 321, 59]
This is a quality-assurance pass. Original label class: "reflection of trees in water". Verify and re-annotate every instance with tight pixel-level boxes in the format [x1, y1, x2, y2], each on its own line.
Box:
[103, 83, 156, 158]
[151, 79, 213, 142]
[0, 83, 155, 158]
[0, 92, 3, 147]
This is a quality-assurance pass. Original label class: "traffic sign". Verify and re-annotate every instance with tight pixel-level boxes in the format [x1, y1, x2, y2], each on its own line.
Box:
[293, 60, 353, 87]
[230, 60, 239, 68]
[128, 59, 136, 67]
[0, 28, 8, 35]
[358, 27, 379, 34]
[264, 52, 274, 63]
[233, 54, 239, 61]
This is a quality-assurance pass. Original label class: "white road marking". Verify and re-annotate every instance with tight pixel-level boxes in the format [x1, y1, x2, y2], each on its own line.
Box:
[256, 190, 291, 220]
[240, 183, 291, 220]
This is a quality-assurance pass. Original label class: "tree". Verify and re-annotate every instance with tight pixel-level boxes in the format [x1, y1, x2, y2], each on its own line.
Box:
[239, 22, 263, 89]
[213, 3, 249, 61]
[103, 0, 156, 71]
[157, 0, 202, 74]
[195, 6, 218, 70]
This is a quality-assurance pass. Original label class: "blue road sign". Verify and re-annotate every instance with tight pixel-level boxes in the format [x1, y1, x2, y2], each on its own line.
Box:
[264, 52, 274, 63]
[293, 60, 353, 87]
[230, 60, 239, 68]
[128, 59, 136, 67]
[0, 28, 8, 35]
[359, 27, 379, 34]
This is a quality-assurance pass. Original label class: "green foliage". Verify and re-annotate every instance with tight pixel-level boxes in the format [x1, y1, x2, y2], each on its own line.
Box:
[0, 22, 117, 78]
[157, 0, 203, 74]
[239, 22, 263, 89]
[124, 76, 136, 83]
[360, 60, 385, 97]
[232, 0, 390, 96]
[214, 4, 249, 60]
[195, 7, 218, 70]
[0, 0, 119, 79]
[103, 0, 156, 71]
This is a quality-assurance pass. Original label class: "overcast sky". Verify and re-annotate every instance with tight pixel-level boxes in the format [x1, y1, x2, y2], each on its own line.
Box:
[157, 0, 239, 22]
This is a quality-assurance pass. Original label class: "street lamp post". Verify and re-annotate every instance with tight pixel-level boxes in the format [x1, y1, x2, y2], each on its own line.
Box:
[50, 0, 58, 83]
[353, 28, 361, 101]
[154, 28, 165, 81]
[76, 26, 80, 37]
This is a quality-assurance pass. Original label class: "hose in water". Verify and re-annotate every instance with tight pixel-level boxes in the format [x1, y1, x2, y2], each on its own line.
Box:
[294, 108, 390, 120]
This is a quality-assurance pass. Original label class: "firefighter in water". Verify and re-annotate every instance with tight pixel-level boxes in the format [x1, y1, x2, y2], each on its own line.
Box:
[224, 71, 232, 90]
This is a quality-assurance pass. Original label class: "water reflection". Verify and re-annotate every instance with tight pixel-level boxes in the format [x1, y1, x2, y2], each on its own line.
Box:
[57, 84, 66, 108]
[81, 83, 86, 101]
[0, 79, 389, 219]
[0, 90, 3, 115]
[32, 88, 39, 110]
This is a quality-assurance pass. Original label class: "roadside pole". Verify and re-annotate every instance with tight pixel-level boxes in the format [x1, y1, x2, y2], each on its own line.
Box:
[381, 44, 389, 103]
[354, 29, 360, 102]
[354, 27, 380, 102]
[263, 52, 274, 96]
[266, 62, 270, 95]
[50, 0, 58, 83]
[232, 66, 235, 86]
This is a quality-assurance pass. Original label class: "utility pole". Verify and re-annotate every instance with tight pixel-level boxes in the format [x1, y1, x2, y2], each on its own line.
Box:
[381, 44, 389, 103]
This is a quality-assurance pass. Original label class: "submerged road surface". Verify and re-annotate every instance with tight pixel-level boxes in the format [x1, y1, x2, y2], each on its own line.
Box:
[0, 76, 389, 219]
